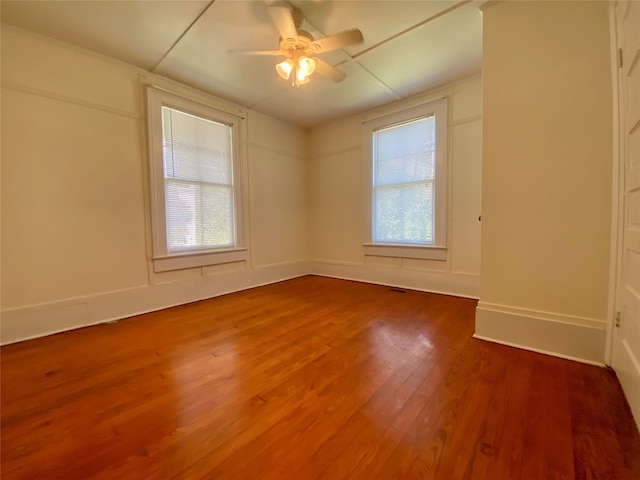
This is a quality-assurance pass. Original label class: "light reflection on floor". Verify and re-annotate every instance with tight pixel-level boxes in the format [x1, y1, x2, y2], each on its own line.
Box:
[171, 338, 239, 429]
[362, 318, 436, 440]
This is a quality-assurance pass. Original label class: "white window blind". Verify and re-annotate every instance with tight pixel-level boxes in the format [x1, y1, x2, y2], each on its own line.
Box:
[373, 115, 436, 244]
[161, 107, 235, 252]
[147, 87, 246, 272]
[363, 97, 447, 259]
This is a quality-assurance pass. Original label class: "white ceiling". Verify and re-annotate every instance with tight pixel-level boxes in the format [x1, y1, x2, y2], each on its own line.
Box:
[0, 0, 482, 128]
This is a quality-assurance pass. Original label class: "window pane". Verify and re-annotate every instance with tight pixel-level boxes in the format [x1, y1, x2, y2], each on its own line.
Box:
[162, 107, 232, 185]
[372, 114, 437, 244]
[165, 181, 233, 252]
[201, 184, 233, 247]
[374, 116, 435, 186]
[161, 105, 236, 253]
[374, 182, 433, 244]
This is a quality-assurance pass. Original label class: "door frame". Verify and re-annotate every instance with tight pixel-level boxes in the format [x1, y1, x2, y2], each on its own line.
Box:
[605, 0, 625, 366]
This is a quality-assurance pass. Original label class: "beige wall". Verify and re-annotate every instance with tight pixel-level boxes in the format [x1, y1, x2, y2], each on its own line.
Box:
[476, 1, 613, 363]
[247, 110, 310, 268]
[2, 27, 149, 307]
[0, 3, 618, 371]
[1, 26, 309, 343]
[1, 26, 483, 343]
[309, 76, 482, 297]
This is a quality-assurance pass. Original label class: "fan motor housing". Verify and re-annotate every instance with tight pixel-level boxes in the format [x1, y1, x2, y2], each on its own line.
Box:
[279, 29, 315, 54]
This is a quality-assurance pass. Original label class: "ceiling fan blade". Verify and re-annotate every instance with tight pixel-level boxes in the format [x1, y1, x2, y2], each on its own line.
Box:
[267, 2, 298, 42]
[228, 49, 285, 56]
[314, 57, 346, 83]
[311, 29, 364, 53]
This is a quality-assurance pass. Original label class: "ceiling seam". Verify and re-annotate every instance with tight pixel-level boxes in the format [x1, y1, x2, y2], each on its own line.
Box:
[149, 0, 216, 73]
[336, 0, 474, 66]
[243, 0, 472, 123]
[278, 17, 402, 107]
[273, 1, 471, 107]
[352, 62, 403, 100]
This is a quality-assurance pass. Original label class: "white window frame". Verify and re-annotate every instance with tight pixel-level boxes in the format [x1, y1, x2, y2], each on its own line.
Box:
[363, 98, 448, 261]
[147, 87, 246, 272]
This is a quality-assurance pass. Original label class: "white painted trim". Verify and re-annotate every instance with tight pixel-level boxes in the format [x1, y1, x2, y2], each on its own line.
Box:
[312, 260, 479, 299]
[450, 115, 482, 127]
[475, 304, 607, 364]
[612, 336, 640, 427]
[146, 87, 247, 271]
[363, 98, 448, 249]
[311, 145, 361, 160]
[250, 259, 311, 270]
[2, 23, 149, 79]
[609, 0, 640, 430]
[361, 88, 453, 123]
[153, 248, 248, 272]
[1, 261, 312, 345]
[1, 82, 141, 119]
[477, 301, 607, 329]
[0, 260, 479, 345]
[312, 259, 364, 267]
[245, 141, 306, 159]
[606, 0, 623, 366]
[472, 334, 606, 367]
[478, 1, 503, 13]
[140, 73, 246, 120]
[363, 243, 447, 260]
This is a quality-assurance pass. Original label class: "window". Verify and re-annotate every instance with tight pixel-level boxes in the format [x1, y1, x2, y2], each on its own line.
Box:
[363, 98, 447, 260]
[147, 88, 246, 272]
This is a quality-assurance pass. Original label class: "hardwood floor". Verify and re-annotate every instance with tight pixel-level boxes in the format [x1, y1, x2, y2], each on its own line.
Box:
[2, 276, 639, 479]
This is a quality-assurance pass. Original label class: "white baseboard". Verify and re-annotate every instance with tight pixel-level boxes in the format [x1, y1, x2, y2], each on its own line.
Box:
[312, 260, 480, 299]
[1, 261, 312, 345]
[0, 260, 477, 345]
[0, 260, 478, 345]
[475, 302, 607, 365]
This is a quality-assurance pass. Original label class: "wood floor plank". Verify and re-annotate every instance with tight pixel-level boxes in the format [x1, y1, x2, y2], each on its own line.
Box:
[167, 288, 426, 479]
[371, 338, 489, 479]
[566, 361, 640, 480]
[477, 346, 534, 479]
[1, 276, 639, 479]
[460, 344, 519, 480]
[299, 297, 473, 480]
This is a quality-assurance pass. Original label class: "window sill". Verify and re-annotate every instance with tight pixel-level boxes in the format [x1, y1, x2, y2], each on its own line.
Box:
[362, 243, 447, 261]
[153, 248, 248, 273]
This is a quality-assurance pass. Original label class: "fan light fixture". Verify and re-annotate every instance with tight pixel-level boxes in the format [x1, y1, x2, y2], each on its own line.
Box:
[276, 55, 316, 86]
[228, 4, 364, 86]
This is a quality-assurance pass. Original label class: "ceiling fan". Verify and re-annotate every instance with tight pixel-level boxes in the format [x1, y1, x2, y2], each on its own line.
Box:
[230, 1, 364, 86]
